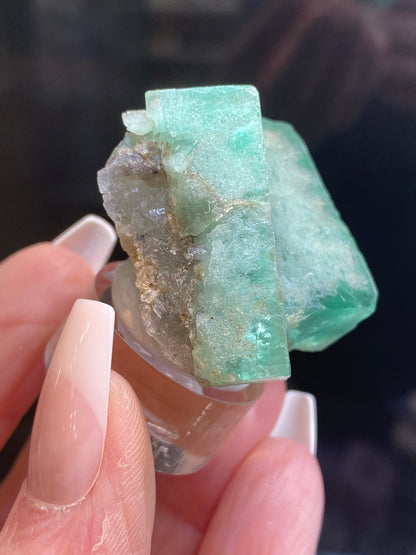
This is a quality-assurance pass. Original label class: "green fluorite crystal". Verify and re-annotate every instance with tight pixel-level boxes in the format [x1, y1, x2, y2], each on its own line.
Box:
[263, 119, 378, 351]
[99, 85, 290, 386]
[146, 87, 289, 385]
[98, 85, 377, 387]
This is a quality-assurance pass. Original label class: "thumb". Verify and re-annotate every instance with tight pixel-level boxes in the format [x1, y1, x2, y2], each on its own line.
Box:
[0, 300, 155, 554]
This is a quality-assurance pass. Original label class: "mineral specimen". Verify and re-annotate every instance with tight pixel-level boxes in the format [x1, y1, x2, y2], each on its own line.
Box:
[98, 86, 290, 386]
[263, 119, 378, 351]
[98, 85, 377, 387]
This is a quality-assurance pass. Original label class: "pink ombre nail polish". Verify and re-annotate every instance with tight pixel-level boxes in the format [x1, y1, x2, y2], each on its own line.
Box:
[28, 299, 115, 505]
[53, 214, 117, 275]
[44, 215, 117, 368]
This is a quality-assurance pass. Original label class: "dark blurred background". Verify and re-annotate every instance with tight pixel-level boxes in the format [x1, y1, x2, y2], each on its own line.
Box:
[0, 0, 415, 553]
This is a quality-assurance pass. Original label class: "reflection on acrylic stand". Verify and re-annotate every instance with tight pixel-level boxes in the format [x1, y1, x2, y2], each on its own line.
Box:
[95, 261, 263, 475]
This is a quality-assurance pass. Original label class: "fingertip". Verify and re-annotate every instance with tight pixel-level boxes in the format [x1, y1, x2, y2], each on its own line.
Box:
[249, 437, 324, 552]
[201, 437, 324, 555]
[1, 242, 94, 304]
[0, 243, 97, 450]
[104, 370, 156, 545]
[238, 437, 324, 522]
[37, 242, 94, 283]
[107, 369, 155, 497]
[0, 371, 156, 553]
[261, 436, 324, 508]
[53, 215, 117, 275]
[27, 300, 114, 506]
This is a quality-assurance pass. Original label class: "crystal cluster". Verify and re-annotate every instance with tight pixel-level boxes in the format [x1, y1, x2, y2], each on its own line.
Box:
[98, 85, 377, 387]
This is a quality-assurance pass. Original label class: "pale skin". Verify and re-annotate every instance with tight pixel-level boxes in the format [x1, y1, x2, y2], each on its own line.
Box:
[0, 244, 324, 554]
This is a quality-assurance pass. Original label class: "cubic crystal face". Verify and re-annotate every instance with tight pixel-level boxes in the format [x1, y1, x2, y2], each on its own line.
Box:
[99, 86, 290, 386]
[263, 119, 378, 351]
[98, 85, 377, 387]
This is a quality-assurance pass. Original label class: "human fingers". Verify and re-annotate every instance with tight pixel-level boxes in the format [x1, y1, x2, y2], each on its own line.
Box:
[152, 381, 286, 553]
[0, 300, 155, 554]
[53, 214, 117, 275]
[0, 442, 29, 528]
[200, 438, 324, 555]
[0, 215, 116, 451]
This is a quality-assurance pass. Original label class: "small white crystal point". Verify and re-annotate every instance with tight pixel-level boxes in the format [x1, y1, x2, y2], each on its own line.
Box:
[122, 110, 154, 136]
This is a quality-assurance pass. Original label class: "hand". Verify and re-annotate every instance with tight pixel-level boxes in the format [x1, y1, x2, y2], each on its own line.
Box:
[0, 216, 324, 554]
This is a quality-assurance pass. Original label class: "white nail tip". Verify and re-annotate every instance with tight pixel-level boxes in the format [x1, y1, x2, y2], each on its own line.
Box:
[270, 390, 317, 455]
[53, 214, 117, 274]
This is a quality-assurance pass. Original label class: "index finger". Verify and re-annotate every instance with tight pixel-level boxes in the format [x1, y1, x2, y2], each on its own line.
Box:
[0, 243, 94, 450]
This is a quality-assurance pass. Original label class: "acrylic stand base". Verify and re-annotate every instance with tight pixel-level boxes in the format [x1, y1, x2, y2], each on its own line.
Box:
[95, 261, 264, 475]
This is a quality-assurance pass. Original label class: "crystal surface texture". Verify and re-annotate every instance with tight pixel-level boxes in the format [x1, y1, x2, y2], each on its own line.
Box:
[98, 86, 291, 386]
[263, 118, 378, 351]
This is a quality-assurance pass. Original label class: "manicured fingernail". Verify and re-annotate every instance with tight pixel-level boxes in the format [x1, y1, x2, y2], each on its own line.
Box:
[28, 299, 115, 505]
[53, 214, 117, 274]
[44, 324, 63, 370]
[46, 216, 116, 366]
[270, 390, 317, 455]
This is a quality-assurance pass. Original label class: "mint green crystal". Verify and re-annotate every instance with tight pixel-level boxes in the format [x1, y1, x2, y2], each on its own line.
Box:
[99, 86, 290, 386]
[263, 118, 378, 350]
[98, 85, 377, 387]
[145, 87, 270, 236]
